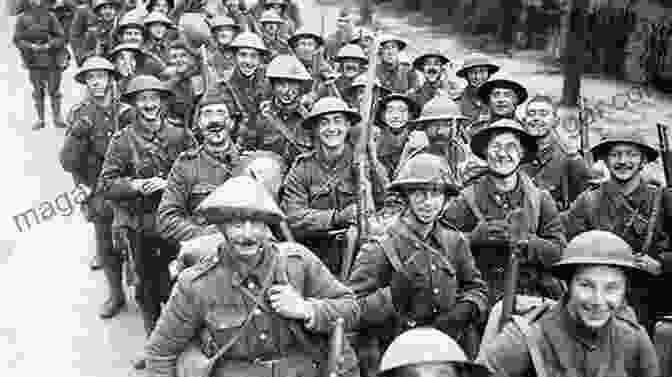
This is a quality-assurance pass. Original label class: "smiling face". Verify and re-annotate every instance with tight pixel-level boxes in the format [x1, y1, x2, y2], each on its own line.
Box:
[214, 26, 237, 46]
[383, 99, 410, 130]
[84, 70, 111, 98]
[218, 219, 270, 255]
[148, 23, 168, 40]
[98, 4, 118, 21]
[567, 265, 627, 330]
[406, 187, 445, 224]
[316, 112, 350, 149]
[114, 50, 137, 77]
[169, 47, 196, 74]
[466, 66, 491, 88]
[121, 26, 145, 45]
[134, 90, 163, 121]
[380, 41, 400, 65]
[199, 103, 234, 146]
[486, 131, 523, 177]
[294, 37, 318, 62]
[422, 56, 444, 83]
[236, 47, 262, 77]
[489, 87, 518, 117]
[152, 0, 171, 14]
[340, 58, 363, 79]
[605, 143, 645, 183]
[272, 78, 302, 105]
[525, 99, 556, 137]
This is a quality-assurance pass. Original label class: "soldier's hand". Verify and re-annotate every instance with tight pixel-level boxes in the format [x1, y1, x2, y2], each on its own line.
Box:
[260, 101, 274, 119]
[136, 177, 167, 195]
[267, 284, 313, 321]
[634, 253, 662, 276]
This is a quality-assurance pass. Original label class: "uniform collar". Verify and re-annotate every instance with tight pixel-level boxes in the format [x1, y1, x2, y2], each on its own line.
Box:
[133, 116, 166, 142]
[602, 176, 647, 198]
[378, 62, 399, 75]
[315, 143, 353, 169]
[559, 305, 611, 351]
[482, 172, 524, 206]
[202, 142, 239, 165]
[399, 211, 436, 241]
[225, 242, 274, 286]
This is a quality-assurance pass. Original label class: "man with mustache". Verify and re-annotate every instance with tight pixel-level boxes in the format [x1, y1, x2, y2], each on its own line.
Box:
[455, 53, 499, 124]
[60, 56, 133, 317]
[157, 92, 242, 245]
[375, 35, 417, 94]
[99, 75, 195, 336]
[161, 37, 203, 129]
[442, 119, 566, 312]
[476, 74, 528, 128]
[205, 15, 240, 82]
[280, 97, 389, 275]
[409, 50, 458, 110]
[349, 153, 488, 367]
[321, 44, 367, 99]
[251, 54, 313, 166]
[520, 95, 595, 211]
[563, 130, 672, 332]
[145, 175, 360, 377]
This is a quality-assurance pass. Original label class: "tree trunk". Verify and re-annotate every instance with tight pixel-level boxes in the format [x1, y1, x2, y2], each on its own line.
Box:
[561, 0, 589, 107]
[499, 0, 521, 46]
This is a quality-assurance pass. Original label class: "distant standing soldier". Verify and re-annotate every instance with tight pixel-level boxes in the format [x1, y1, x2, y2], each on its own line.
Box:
[253, 0, 301, 38]
[317, 44, 367, 100]
[375, 35, 416, 94]
[205, 15, 240, 81]
[59, 56, 133, 318]
[258, 10, 291, 60]
[162, 37, 203, 129]
[455, 53, 499, 124]
[442, 119, 566, 306]
[13, 0, 68, 130]
[70, 0, 121, 65]
[408, 50, 457, 109]
[475, 74, 528, 131]
[145, 175, 361, 377]
[281, 97, 389, 275]
[143, 11, 177, 64]
[288, 27, 334, 87]
[98, 75, 195, 335]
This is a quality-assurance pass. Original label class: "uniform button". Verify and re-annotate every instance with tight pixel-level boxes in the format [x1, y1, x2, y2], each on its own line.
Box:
[430, 264, 437, 271]
[248, 282, 256, 290]
[414, 242, 421, 248]
[252, 308, 262, 316]
[433, 288, 439, 295]
[495, 267, 505, 273]
[259, 332, 268, 340]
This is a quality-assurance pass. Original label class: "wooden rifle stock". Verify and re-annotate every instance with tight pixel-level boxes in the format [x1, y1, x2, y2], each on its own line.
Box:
[657, 123, 672, 187]
[327, 318, 345, 377]
[578, 103, 593, 167]
[499, 208, 527, 331]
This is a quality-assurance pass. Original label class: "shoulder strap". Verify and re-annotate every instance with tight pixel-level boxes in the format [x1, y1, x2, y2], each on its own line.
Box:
[520, 174, 542, 233]
[511, 315, 548, 377]
[463, 185, 485, 222]
[642, 185, 665, 254]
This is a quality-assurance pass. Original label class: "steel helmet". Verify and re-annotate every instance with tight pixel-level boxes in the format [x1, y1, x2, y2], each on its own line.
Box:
[209, 15, 241, 31]
[117, 12, 145, 31]
[302, 97, 362, 129]
[590, 130, 658, 162]
[469, 118, 538, 162]
[551, 230, 650, 281]
[266, 54, 312, 82]
[412, 50, 450, 72]
[168, 36, 199, 58]
[198, 91, 241, 119]
[477, 74, 528, 104]
[93, 0, 121, 12]
[195, 175, 286, 225]
[349, 74, 389, 92]
[456, 52, 499, 79]
[233, 150, 288, 199]
[259, 10, 285, 24]
[387, 153, 460, 196]
[335, 44, 367, 64]
[264, 0, 288, 7]
[379, 328, 491, 377]
[230, 32, 269, 54]
[144, 11, 176, 29]
[378, 34, 407, 51]
[409, 96, 467, 129]
[350, 27, 373, 44]
[375, 93, 420, 126]
[74, 56, 120, 84]
[288, 27, 325, 49]
[121, 74, 174, 102]
[108, 42, 144, 60]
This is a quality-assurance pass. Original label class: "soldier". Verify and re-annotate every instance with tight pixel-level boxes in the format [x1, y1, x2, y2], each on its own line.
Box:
[563, 130, 672, 332]
[476, 74, 528, 126]
[319, 44, 367, 100]
[157, 91, 243, 244]
[116, 10, 145, 44]
[145, 175, 360, 377]
[98, 75, 195, 335]
[147, 0, 173, 14]
[288, 27, 333, 84]
[280, 97, 389, 275]
[349, 153, 488, 363]
[379, 328, 492, 377]
[250, 54, 313, 166]
[143, 11, 177, 64]
[206, 15, 240, 82]
[220, 0, 256, 32]
[372, 93, 420, 180]
[13, 0, 68, 130]
[162, 37, 204, 129]
[254, 0, 300, 37]
[70, 0, 121, 64]
[520, 95, 594, 211]
[455, 53, 499, 124]
[478, 230, 661, 377]
[108, 42, 154, 93]
[345, 74, 391, 113]
[59, 56, 132, 318]
[409, 50, 457, 109]
[375, 34, 416, 94]
[324, 8, 356, 62]
[350, 27, 374, 59]
[442, 119, 566, 307]
[258, 10, 291, 60]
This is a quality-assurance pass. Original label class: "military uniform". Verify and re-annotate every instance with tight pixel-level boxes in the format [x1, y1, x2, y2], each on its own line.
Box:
[164, 71, 204, 129]
[408, 81, 445, 111]
[373, 125, 408, 181]
[157, 145, 241, 243]
[222, 68, 271, 145]
[521, 140, 593, 211]
[281, 145, 389, 274]
[144, 39, 171, 67]
[253, 99, 312, 167]
[375, 63, 416, 95]
[458, 85, 487, 123]
[206, 43, 237, 82]
[99, 115, 196, 332]
[442, 173, 566, 304]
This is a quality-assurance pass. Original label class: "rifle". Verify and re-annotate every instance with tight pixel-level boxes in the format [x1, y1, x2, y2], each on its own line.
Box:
[327, 318, 345, 377]
[339, 28, 379, 281]
[498, 208, 526, 332]
[578, 102, 593, 167]
[657, 123, 672, 186]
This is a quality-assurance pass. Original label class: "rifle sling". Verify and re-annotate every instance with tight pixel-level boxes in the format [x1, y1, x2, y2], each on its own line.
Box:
[262, 110, 307, 153]
[642, 186, 664, 254]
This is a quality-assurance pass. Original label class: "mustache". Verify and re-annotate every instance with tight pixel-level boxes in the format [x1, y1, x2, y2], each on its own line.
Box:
[426, 68, 440, 75]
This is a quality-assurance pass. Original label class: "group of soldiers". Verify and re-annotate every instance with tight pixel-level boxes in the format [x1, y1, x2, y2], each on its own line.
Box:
[13, 0, 672, 376]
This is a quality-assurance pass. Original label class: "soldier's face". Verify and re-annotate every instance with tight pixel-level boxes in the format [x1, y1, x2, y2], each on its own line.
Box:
[115, 51, 137, 77]
[567, 265, 627, 330]
[341, 59, 362, 79]
[422, 57, 444, 83]
[148, 23, 168, 40]
[236, 48, 262, 77]
[525, 100, 556, 137]
[407, 187, 445, 224]
[466, 66, 490, 87]
[294, 38, 318, 61]
[486, 132, 523, 177]
[98, 4, 118, 21]
[383, 99, 410, 130]
[358, 37, 373, 57]
[214, 27, 237, 46]
[425, 119, 460, 146]
[266, 4, 284, 15]
[605, 144, 645, 183]
[85, 70, 111, 98]
[262, 23, 280, 35]
[220, 219, 270, 255]
[153, 0, 171, 14]
[121, 27, 145, 45]
[226, 0, 240, 9]
[394, 363, 461, 377]
[380, 42, 400, 65]
[169, 48, 196, 74]
[134, 90, 162, 121]
[272, 79, 301, 105]
[317, 113, 350, 149]
[199, 104, 233, 146]
[489, 88, 518, 117]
